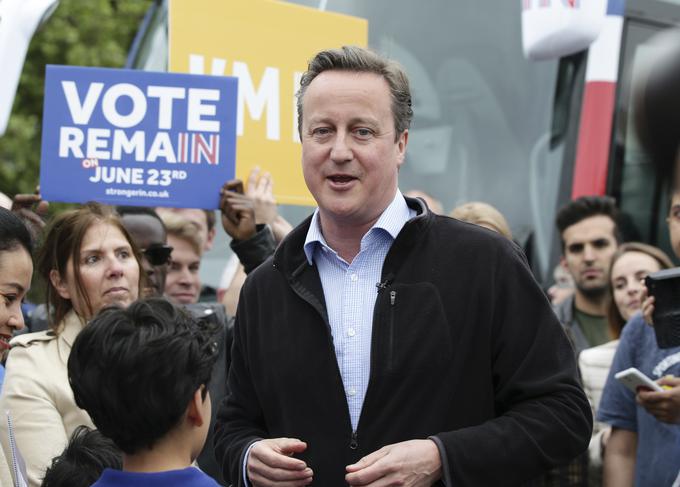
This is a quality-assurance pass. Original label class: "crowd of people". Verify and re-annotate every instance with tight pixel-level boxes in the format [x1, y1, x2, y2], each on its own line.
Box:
[0, 39, 678, 486]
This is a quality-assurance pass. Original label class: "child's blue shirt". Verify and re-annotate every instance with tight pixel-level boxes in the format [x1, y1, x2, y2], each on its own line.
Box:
[92, 467, 220, 486]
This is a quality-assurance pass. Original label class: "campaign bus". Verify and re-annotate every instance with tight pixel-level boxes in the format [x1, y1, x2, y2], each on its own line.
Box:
[3, 0, 679, 287]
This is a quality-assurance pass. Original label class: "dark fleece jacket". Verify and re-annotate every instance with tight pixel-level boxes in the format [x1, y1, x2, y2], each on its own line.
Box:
[214, 197, 592, 486]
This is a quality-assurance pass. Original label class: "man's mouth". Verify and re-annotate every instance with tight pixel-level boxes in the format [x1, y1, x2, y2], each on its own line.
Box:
[582, 269, 601, 279]
[328, 174, 357, 184]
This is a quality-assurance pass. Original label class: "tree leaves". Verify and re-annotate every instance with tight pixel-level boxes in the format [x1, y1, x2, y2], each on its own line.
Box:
[0, 0, 152, 196]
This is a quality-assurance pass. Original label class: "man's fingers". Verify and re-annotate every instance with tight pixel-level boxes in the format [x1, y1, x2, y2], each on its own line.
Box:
[637, 390, 663, 404]
[254, 170, 266, 192]
[658, 376, 680, 387]
[346, 447, 388, 472]
[275, 438, 309, 455]
[36, 199, 49, 216]
[247, 166, 261, 192]
[247, 439, 312, 487]
[345, 447, 391, 486]
[346, 458, 390, 486]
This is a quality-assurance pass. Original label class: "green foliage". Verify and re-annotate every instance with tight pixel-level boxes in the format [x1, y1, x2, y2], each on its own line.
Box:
[0, 0, 153, 197]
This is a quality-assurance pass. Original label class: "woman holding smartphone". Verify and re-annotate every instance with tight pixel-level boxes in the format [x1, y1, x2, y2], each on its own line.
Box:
[598, 192, 680, 487]
[579, 242, 672, 483]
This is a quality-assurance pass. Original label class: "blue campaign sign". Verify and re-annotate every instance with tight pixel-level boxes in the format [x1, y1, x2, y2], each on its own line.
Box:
[39, 65, 238, 209]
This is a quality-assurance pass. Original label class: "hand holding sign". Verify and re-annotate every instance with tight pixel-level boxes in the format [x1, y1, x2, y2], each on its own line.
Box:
[220, 180, 257, 241]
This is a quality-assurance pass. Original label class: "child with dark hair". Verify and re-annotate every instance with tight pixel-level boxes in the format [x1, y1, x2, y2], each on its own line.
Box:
[67, 298, 220, 486]
[41, 426, 122, 487]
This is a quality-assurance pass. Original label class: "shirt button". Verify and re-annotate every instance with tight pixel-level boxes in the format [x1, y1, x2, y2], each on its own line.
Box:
[350, 273, 358, 282]
[348, 387, 356, 396]
[347, 328, 356, 337]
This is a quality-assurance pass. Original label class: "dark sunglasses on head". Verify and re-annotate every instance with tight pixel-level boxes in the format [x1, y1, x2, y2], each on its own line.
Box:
[142, 244, 173, 266]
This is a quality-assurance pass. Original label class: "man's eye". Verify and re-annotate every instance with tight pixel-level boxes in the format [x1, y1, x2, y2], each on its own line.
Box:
[354, 128, 373, 138]
[312, 127, 331, 137]
[592, 239, 611, 249]
[1, 294, 15, 306]
[568, 244, 583, 253]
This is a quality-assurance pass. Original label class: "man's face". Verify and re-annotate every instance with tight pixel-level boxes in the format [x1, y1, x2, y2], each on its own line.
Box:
[561, 215, 618, 297]
[165, 235, 201, 305]
[300, 71, 407, 230]
[668, 192, 680, 259]
[121, 214, 168, 297]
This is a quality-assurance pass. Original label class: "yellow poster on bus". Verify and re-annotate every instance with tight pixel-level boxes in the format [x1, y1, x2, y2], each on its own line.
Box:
[169, 0, 368, 205]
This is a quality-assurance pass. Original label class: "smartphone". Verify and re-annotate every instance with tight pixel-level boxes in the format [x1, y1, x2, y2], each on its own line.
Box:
[614, 367, 663, 393]
[646, 267, 680, 348]
[225, 180, 244, 194]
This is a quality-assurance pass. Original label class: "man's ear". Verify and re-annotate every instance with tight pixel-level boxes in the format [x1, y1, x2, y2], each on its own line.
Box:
[49, 269, 71, 300]
[396, 129, 408, 169]
[186, 388, 207, 428]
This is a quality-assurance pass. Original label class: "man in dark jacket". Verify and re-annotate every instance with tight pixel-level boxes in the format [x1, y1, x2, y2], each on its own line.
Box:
[553, 196, 621, 356]
[214, 45, 592, 487]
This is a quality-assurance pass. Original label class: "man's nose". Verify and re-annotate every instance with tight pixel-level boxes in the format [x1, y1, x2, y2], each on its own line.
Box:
[330, 133, 352, 163]
[178, 268, 192, 285]
[583, 244, 596, 261]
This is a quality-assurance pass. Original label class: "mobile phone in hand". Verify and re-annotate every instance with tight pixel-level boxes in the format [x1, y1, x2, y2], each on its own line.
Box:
[225, 180, 244, 194]
[615, 367, 663, 393]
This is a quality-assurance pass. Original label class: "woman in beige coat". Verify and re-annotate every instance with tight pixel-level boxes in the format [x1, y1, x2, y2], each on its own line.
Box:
[0, 203, 143, 486]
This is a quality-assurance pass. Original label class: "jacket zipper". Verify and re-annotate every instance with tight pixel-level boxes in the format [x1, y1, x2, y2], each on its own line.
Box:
[388, 290, 396, 372]
[287, 268, 359, 454]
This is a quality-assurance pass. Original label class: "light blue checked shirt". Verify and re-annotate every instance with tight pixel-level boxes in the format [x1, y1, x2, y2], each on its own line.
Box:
[242, 191, 415, 483]
[302, 190, 415, 430]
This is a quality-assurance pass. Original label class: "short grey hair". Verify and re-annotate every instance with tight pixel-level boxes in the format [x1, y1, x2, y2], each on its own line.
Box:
[296, 46, 413, 141]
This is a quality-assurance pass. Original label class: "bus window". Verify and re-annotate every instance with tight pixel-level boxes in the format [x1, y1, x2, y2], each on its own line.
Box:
[608, 18, 678, 262]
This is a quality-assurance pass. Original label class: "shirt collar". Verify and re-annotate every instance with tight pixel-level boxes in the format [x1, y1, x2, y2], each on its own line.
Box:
[303, 190, 411, 265]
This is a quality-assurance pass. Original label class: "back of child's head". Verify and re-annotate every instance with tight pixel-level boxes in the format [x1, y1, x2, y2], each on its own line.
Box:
[41, 426, 122, 487]
[67, 298, 219, 454]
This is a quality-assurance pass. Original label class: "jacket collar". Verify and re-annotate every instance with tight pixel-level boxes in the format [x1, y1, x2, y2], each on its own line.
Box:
[273, 196, 432, 281]
[58, 310, 86, 348]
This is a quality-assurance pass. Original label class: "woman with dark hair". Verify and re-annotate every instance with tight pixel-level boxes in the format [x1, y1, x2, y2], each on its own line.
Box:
[0, 202, 143, 487]
[0, 207, 34, 487]
[579, 242, 673, 483]
[0, 207, 33, 367]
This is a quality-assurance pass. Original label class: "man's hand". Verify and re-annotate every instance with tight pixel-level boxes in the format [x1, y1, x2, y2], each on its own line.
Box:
[12, 188, 49, 233]
[220, 180, 257, 241]
[244, 167, 293, 243]
[345, 439, 442, 486]
[247, 438, 313, 487]
[637, 376, 680, 424]
[247, 167, 277, 225]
